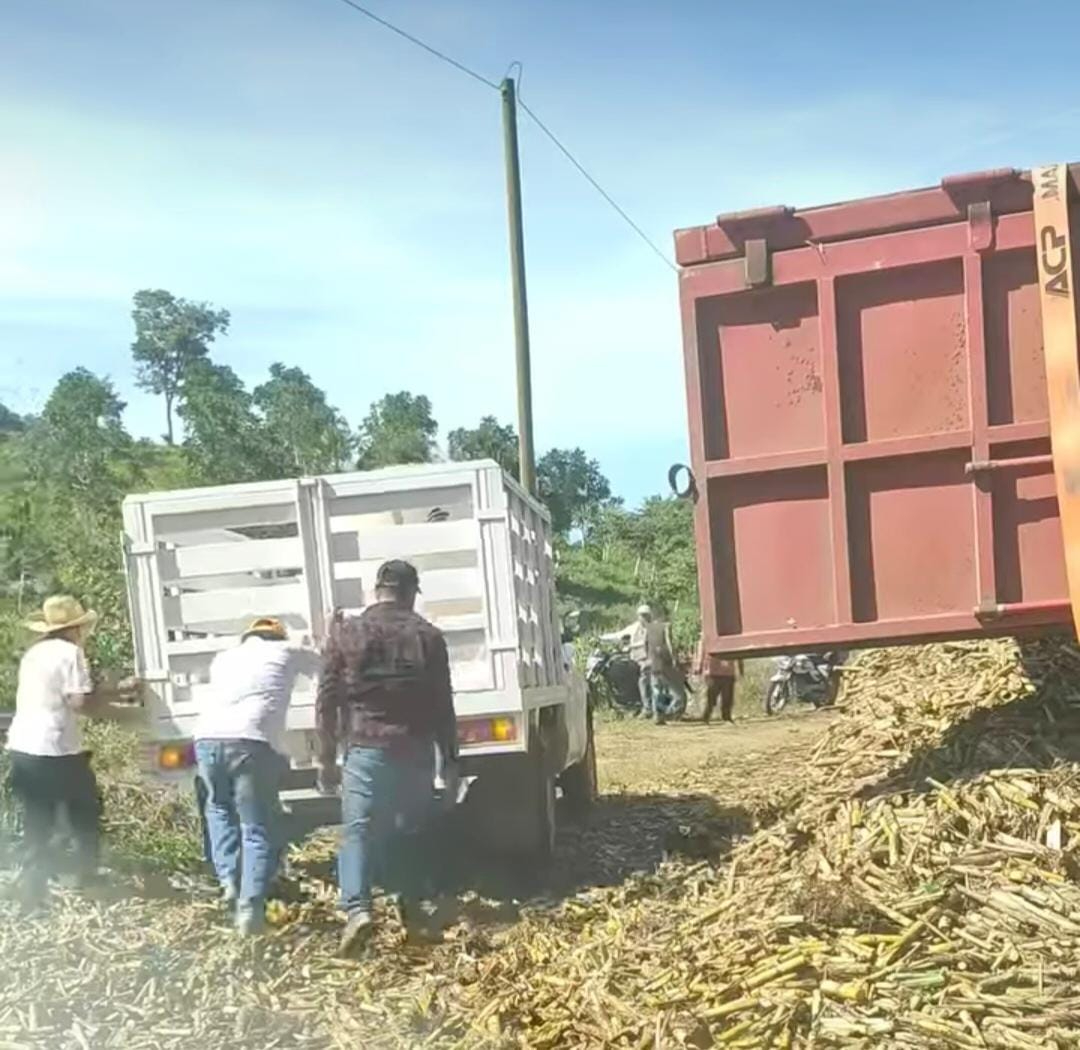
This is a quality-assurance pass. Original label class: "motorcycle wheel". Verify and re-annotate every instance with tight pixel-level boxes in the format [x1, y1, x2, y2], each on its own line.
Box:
[764, 680, 790, 715]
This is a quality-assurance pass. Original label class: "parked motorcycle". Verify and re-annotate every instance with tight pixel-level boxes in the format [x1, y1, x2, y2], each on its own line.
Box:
[586, 641, 692, 720]
[585, 642, 641, 713]
[764, 651, 845, 715]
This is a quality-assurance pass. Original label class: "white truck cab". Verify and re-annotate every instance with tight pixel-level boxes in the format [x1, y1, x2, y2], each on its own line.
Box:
[121, 460, 594, 857]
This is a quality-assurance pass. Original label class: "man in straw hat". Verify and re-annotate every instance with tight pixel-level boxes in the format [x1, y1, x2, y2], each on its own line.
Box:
[193, 616, 319, 935]
[316, 559, 457, 955]
[7, 595, 134, 906]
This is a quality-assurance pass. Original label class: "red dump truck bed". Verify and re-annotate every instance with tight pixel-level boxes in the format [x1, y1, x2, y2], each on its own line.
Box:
[677, 165, 1080, 656]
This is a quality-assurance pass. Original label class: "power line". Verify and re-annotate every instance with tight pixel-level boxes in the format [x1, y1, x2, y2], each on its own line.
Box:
[328, 0, 677, 271]
[331, 0, 499, 91]
[517, 99, 678, 272]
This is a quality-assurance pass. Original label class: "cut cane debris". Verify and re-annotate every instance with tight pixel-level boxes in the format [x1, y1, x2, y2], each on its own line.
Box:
[4, 638, 1080, 1046]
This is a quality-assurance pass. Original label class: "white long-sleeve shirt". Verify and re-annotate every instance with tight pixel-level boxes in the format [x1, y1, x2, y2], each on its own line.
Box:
[194, 637, 320, 754]
[600, 620, 648, 664]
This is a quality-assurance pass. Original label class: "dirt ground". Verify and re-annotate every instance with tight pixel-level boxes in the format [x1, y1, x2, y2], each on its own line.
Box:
[0, 708, 842, 1050]
[596, 708, 837, 794]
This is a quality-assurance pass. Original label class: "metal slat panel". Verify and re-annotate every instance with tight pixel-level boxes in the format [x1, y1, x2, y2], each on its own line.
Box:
[332, 563, 481, 604]
[167, 582, 310, 632]
[172, 537, 303, 579]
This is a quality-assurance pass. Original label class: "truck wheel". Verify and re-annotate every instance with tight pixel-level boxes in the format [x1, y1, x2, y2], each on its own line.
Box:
[559, 707, 597, 817]
[463, 735, 556, 861]
[533, 752, 558, 860]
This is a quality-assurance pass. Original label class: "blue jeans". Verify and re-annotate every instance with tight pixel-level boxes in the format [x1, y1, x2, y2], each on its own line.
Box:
[638, 666, 653, 715]
[195, 739, 284, 906]
[338, 742, 434, 917]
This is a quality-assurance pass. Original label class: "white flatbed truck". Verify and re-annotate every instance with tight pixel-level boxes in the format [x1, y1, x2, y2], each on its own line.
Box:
[121, 460, 595, 857]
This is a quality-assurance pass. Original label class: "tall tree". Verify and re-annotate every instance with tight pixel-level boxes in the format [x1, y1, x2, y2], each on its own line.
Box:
[131, 289, 230, 444]
[28, 368, 132, 501]
[537, 447, 614, 537]
[253, 363, 353, 475]
[356, 392, 437, 469]
[447, 416, 520, 478]
[178, 361, 275, 484]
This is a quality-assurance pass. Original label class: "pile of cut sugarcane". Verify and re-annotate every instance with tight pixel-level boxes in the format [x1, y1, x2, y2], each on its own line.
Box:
[429, 638, 1080, 1048]
[4, 638, 1080, 1049]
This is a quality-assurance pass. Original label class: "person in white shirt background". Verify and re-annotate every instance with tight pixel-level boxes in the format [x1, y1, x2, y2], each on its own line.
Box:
[7, 595, 136, 907]
[193, 616, 319, 935]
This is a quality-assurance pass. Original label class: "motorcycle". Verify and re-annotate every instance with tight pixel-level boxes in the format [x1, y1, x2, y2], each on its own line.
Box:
[764, 651, 845, 715]
[585, 642, 642, 713]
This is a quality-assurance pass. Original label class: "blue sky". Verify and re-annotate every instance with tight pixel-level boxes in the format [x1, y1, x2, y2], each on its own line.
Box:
[3, 0, 1080, 505]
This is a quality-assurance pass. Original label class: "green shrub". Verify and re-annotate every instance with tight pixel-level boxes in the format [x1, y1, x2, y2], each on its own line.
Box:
[0, 722, 202, 872]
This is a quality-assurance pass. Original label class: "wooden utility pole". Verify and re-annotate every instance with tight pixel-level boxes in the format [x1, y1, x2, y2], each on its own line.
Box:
[500, 75, 536, 495]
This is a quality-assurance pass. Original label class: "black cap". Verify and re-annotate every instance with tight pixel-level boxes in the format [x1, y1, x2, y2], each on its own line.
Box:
[375, 559, 421, 593]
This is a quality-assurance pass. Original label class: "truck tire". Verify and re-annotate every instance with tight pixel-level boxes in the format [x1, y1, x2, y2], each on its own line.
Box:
[559, 706, 597, 817]
[463, 733, 556, 861]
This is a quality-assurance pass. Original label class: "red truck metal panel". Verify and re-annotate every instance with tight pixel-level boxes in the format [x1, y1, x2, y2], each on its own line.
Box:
[678, 166, 1080, 656]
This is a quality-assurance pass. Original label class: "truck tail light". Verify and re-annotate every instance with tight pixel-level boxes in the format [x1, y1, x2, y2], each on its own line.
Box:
[458, 716, 518, 747]
[158, 741, 196, 771]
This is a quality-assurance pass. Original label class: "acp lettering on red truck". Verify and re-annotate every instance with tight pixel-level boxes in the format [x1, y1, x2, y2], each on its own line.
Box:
[1033, 163, 1080, 639]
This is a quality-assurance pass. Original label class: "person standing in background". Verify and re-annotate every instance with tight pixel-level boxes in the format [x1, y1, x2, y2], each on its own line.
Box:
[193, 616, 320, 935]
[315, 560, 457, 955]
[642, 608, 684, 725]
[695, 634, 743, 725]
[6, 596, 137, 908]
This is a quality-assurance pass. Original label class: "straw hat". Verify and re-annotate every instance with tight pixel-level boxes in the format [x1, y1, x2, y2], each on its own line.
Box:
[241, 616, 288, 641]
[26, 595, 99, 635]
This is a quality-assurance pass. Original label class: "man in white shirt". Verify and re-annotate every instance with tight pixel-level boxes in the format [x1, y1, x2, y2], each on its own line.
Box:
[600, 606, 649, 665]
[193, 616, 319, 935]
[7, 595, 132, 906]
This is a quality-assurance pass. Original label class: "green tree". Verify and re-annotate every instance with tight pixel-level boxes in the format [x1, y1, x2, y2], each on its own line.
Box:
[0, 403, 24, 437]
[6, 370, 145, 674]
[131, 289, 230, 444]
[253, 363, 353, 475]
[557, 497, 699, 652]
[28, 368, 133, 502]
[0, 431, 44, 590]
[178, 361, 276, 484]
[356, 391, 437, 469]
[447, 416, 520, 478]
[537, 447, 614, 537]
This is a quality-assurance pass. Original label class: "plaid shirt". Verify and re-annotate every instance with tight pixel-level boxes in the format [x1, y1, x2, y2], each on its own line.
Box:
[316, 602, 456, 765]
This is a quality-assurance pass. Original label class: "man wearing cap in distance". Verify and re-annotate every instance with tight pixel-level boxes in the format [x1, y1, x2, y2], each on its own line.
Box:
[601, 604, 672, 721]
[193, 616, 320, 935]
[315, 558, 458, 955]
[7, 595, 139, 907]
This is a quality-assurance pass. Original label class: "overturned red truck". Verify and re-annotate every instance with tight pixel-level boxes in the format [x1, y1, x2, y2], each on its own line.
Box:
[675, 164, 1080, 658]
